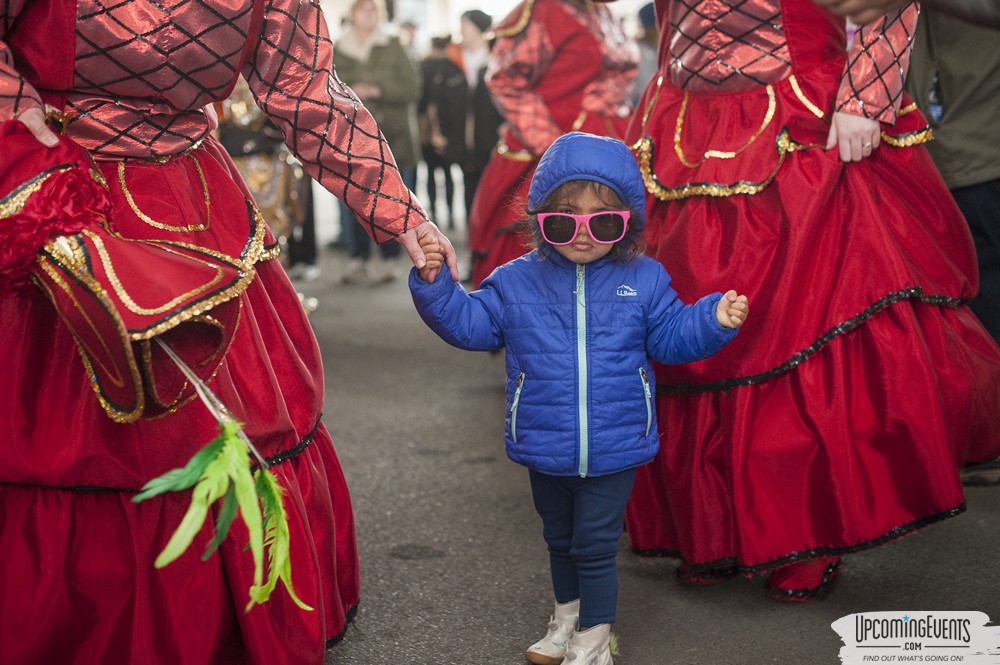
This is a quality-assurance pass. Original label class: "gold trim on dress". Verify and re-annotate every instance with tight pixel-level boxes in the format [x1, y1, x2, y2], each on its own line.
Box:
[789, 75, 826, 120]
[0, 168, 74, 218]
[140, 313, 228, 410]
[140, 336, 188, 410]
[673, 86, 777, 168]
[490, 0, 535, 39]
[631, 74, 664, 151]
[638, 130, 819, 201]
[96, 202, 268, 273]
[40, 230, 258, 342]
[259, 244, 282, 262]
[145, 303, 244, 420]
[117, 151, 212, 232]
[79, 229, 227, 316]
[880, 127, 933, 147]
[127, 270, 255, 341]
[496, 140, 534, 162]
[187, 314, 228, 369]
[90, 167, 109, 189]
[244, 207, 270, 265]
[33, 260, 146, 423]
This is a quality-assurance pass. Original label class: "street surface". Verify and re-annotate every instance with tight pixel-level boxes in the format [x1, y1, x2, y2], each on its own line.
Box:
[298, 247, 1000, 665]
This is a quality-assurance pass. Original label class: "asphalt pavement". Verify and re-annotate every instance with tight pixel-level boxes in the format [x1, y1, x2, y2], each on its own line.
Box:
[295, 243, 1000, 665]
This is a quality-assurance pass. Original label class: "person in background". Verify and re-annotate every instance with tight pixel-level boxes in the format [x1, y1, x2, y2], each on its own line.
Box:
[449, 10, 493, 93]
[631, 3, 659, 107]
[419, 35, 469, 230]
[410, 132, 747, 665]
[467, 0, 639, 287]
[399, 19, 421, 60]
[334, 0, 422, 284]
[447, 9, 501, 224]
[623, 0, 1000, 602]
[286, 177, 321, 281]
[0, 0, 455, 662]
[218, 79, 321, 281]
[905, 9, 1000, 345]
[907, 8, 1000, 488]
[465, 49, 506, 237]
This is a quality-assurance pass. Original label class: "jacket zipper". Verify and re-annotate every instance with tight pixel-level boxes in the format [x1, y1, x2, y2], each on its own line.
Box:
[511, 372, 525, 442]
[639, 368, 653, 437]
[576, 263, 589, 477]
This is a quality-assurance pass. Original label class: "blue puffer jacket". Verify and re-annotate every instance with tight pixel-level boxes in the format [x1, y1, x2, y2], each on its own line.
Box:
[409, 251, 737, 477]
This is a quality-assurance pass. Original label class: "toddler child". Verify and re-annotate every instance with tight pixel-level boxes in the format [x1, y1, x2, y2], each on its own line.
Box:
[409, 132, 748, 665]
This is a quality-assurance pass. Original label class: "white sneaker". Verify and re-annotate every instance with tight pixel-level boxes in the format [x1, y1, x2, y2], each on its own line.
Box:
[297, 264, 321, 282]
[563, 624, 613, 665]
[340, 258, 368, 285]
[525, 599, 579, 665]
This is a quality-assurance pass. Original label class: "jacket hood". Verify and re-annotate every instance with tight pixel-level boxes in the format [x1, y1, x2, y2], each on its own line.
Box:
[527, 132, 647, 227]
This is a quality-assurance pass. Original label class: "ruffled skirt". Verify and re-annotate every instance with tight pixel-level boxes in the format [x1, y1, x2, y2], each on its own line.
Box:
[0, 140, 359, 663]
[624, 77, 1000, 573]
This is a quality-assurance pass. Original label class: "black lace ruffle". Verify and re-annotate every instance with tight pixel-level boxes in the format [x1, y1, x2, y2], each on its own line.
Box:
[632, 503, 965, 575]
[658, 286, 965, 395]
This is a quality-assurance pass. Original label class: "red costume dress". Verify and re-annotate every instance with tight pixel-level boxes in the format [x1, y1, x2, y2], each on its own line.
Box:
[624, 0, 1000, 584]
[0, 0, 426, 662]
[467, 0, 638, 286]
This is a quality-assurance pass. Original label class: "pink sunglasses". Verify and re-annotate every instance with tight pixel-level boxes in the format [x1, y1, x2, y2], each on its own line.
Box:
[537, 210, 631, 246]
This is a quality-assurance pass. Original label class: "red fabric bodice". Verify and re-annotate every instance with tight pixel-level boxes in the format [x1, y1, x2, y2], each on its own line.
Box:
[657, 0, 918, 121]
[0, 0, 425, 241]
[667, 0, 792, 92]
[629, 0, 929, 203]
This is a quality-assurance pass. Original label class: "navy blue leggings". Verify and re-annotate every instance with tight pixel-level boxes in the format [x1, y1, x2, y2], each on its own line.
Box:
[529, 468, 637, 627]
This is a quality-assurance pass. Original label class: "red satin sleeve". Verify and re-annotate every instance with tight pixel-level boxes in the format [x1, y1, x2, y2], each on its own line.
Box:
[0, 0, 43, 120]
[836, 2, 920, 124]
[486, 13, 561, 156]
[243, 0, 426, 243]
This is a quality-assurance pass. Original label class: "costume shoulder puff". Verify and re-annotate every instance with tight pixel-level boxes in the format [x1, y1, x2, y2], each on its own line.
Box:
[492, 0, 536, 39]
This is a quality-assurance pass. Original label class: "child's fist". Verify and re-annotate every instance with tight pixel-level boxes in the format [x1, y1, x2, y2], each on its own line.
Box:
[418, 235, 444, 282]
[716, 290, 749, 329]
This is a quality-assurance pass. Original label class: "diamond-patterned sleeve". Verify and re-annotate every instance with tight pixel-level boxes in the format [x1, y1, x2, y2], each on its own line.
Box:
[0, 0, 44, 121]
[485, 17, 560, 156]
[835, 2, 919, 124]
[243, 0, 426, 243]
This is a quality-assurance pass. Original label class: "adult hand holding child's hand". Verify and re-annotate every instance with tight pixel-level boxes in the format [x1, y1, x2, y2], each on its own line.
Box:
[417, 233, 445, 282]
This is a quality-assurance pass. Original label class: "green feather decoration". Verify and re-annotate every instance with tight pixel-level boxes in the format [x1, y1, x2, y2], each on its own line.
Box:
[247, 469, 312, 612]
[133, 418, 308, 611]
[132, 437, 225, 502]
[132, 339, 311, 612]
[203, 484, 238, 561]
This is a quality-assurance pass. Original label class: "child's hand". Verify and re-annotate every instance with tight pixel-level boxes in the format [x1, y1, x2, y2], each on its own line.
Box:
[716, 290, 749, 329]
[417, 233, 444, 282]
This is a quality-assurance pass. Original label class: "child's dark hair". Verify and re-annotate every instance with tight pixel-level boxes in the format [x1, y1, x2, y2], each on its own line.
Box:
[524, 180, 645, 263]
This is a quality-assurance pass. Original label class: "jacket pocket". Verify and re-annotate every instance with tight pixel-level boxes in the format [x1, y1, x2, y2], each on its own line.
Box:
[511, 372, 526, 442]
[639, 368, 653, 437]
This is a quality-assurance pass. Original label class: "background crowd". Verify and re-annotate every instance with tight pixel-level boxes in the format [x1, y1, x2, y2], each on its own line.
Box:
[2, 0, 998, 662]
